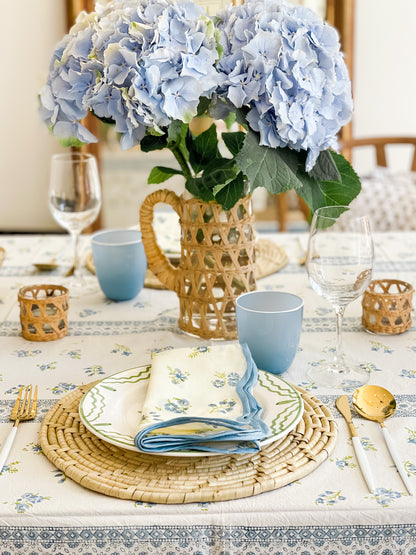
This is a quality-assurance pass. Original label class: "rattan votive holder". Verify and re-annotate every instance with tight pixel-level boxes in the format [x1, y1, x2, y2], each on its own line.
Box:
[18, 284, 69, 341]
[362, 279, 414, 335]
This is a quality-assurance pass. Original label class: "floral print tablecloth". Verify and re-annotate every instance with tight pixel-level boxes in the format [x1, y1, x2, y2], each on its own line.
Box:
[0, 232, 415, 555]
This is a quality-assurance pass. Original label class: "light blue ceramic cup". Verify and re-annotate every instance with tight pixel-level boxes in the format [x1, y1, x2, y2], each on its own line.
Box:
[236, 290, 304, 375]
[91, 229, 147, 301]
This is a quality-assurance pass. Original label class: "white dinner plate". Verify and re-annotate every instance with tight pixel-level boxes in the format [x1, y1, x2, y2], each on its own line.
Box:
[79, 366, 303, 457]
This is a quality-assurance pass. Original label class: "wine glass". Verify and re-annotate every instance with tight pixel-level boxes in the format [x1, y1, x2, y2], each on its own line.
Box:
[49, 152, 101, 283]
[305, 205, 374, 389]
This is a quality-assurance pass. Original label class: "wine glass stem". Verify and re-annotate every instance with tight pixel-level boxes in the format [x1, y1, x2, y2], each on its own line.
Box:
[334, 305, 346, 367]
[71, 230, 81, 278]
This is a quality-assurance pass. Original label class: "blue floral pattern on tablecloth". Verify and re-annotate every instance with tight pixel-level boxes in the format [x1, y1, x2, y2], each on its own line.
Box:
[0, 232, 414, 554]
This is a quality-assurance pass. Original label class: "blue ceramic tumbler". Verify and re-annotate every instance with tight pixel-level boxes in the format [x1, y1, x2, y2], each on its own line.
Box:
[91, 229, 147, 301]
[236, 290, 304, 375]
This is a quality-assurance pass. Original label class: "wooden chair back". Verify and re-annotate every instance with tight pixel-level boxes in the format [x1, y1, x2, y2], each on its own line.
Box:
[340, 137, 416, 172]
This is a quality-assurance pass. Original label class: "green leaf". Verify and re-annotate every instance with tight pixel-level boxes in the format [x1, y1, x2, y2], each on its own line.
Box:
[235, 130, 360, 215]
[277, 146, 307, 174]
[146, 127, 165, 136]
[186, 124, 221, 173]
[58, 137, 86, 148]
[213, 172, 246, 210]
[222, 131, 245, 156]
[215, 31, 223, 60]
[185, 177, 215, 202]
[223, 111, 237, 129]
[140, 134, 168, 152]
[167, 120, 187, 147]
[196, 96, 211, 116]
[148, 166, 183, 184]
[308, 149, 341, 182]
[295, 151, 361, 213]
[91, 111, 115, 125]
[201, 158, 238, 190]
[236, 129, 305, 194]
[234, 107, 250, 130]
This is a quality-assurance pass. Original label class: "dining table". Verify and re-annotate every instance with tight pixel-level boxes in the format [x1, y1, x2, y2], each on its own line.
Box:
[0, 228, 415, 555]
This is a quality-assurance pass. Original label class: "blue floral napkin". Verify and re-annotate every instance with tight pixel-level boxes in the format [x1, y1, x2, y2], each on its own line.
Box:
[134, 343, 269, 454]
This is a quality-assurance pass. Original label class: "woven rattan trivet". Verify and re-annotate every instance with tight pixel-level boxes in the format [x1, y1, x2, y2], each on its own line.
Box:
[85, 238, 288, 290]
[39, 383, 336, 504]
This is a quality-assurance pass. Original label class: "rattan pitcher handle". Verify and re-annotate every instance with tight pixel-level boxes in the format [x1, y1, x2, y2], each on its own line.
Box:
[139, 189, 182, 293]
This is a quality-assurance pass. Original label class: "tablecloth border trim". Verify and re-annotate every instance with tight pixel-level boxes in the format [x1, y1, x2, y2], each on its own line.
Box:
[2, 317, 414, 336]
[0, 523, 415, 546]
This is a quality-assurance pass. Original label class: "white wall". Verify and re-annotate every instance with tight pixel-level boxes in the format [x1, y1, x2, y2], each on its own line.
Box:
[0, 1, 66, 232]
[352, 0, 416, 174]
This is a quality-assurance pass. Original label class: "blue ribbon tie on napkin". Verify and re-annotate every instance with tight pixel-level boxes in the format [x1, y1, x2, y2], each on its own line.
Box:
[134, 343, 269, 454]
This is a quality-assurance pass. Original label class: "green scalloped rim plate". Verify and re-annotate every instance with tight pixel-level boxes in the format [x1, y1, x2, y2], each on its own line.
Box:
[79, 366, 303, 457]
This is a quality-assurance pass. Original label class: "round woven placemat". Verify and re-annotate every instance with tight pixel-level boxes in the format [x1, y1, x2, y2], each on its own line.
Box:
[254, 238, 288, 279]
[85, 238, 288, 290]
[39, 383, 336, 504]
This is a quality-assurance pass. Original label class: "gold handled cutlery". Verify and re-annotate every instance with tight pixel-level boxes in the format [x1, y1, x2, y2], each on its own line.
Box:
[353, 385, 414, 496]
[0, 385, 38, 473]
[336, 394, 376, 493]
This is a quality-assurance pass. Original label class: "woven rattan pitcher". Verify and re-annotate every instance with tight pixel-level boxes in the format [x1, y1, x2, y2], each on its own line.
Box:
[139, 189, 257, 340]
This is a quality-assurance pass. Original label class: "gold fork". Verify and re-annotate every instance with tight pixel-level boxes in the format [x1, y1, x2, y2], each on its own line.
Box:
[0, 385, 38, 473]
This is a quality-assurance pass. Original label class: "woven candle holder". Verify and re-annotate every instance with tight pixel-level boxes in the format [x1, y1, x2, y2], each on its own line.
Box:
[18, 284, 69, 341]
[362, 279, 414, 334]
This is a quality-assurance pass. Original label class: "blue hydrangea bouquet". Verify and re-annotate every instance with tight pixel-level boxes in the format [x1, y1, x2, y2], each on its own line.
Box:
[39, 0, 360, 212]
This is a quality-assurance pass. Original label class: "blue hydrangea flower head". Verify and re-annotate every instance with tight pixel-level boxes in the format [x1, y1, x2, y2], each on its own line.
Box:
[38, 0, 360, 213]
[216, 0, 353, 170]
[39, 0, 220, 149]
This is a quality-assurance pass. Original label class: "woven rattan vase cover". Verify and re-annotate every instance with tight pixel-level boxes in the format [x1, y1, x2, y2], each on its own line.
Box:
[140, 189, 257, 340]
[39, 383, 337, 504]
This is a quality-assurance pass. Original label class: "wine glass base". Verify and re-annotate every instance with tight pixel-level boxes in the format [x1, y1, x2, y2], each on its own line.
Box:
[65, 274, 100, 297]
[307, 360, 370, 389]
